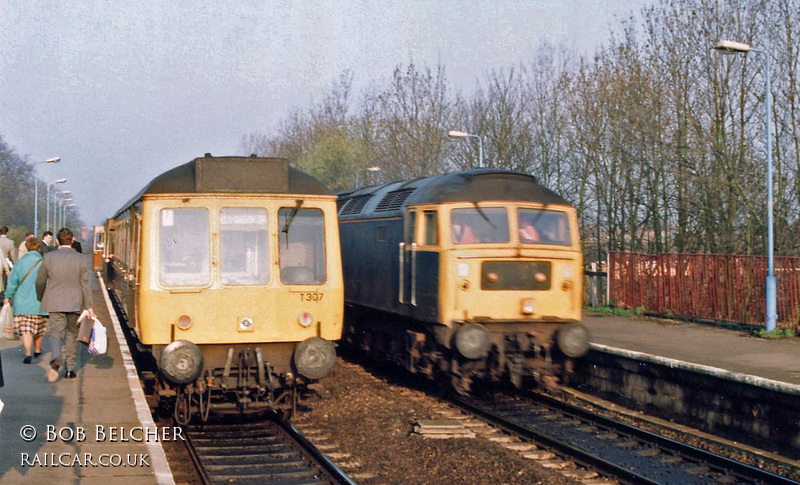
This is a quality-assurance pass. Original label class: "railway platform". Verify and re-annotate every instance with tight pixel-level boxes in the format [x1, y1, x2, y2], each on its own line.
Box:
[0, 274, 173, 484]
[582, 312, 800, 389]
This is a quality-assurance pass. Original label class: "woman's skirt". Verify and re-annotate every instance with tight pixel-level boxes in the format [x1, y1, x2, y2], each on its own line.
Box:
[15, 314, 48, 337]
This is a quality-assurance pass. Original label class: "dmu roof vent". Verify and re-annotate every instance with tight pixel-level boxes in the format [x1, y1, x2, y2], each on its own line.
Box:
[375, 188, 414, 212]
[339, 195, 373, 215]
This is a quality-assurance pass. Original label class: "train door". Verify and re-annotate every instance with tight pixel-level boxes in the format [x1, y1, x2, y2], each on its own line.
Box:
[399, 210, 417, 307]
[92, 225, 104, 272]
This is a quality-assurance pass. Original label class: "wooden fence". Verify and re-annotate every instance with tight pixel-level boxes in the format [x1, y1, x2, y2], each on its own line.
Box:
[608, 252, 800, 329]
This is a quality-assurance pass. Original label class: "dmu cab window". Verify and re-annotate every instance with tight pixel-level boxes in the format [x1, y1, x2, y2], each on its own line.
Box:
[159, 208, 210, 287]
[451, 208, 509, 244]
[517, 209, 571, 245]
[220, 208, 269, 285]
[279, 208, 326, 285]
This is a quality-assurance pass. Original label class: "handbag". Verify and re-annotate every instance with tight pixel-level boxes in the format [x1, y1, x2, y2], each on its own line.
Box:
[0, 302, 15, 340]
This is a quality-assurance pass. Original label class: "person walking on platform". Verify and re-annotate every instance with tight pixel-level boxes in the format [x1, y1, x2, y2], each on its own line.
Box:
[17, 232, 34, 260]
[4, 238, 48, 363]
[0, 226, 16, 300]
[40, 231, 55, 254]
[35, 228, 94, 382]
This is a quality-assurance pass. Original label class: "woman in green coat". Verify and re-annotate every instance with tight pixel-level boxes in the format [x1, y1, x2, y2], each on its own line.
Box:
[3, 238, 48, 363]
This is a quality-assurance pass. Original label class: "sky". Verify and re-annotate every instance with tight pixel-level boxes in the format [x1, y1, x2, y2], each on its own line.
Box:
[0, 1, 645, 228]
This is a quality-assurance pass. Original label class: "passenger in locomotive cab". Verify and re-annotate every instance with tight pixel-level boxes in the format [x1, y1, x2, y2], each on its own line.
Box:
[451, 213, 476, 244]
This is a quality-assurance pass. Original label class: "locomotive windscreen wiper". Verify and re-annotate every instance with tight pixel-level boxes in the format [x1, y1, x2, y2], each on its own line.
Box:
[473, 202, 495, 228]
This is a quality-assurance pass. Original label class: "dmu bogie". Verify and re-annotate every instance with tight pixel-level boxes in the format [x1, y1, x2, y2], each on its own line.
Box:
[101, 156, 343, 422]
[338, 169, 589, 393]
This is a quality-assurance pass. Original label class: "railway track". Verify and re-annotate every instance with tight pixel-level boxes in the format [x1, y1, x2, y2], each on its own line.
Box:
[183, 419, 356, 485]
[453, 391, 798, 485]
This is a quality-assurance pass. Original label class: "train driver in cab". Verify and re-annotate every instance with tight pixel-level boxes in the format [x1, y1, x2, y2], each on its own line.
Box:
[451, 213, 476, 244]
[518, 215, 541, 243]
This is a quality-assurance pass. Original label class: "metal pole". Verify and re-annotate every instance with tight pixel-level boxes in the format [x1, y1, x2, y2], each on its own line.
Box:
[759, 49, 777, 332]
[34, 177, 39, 236]
[477, 135, 483, 168]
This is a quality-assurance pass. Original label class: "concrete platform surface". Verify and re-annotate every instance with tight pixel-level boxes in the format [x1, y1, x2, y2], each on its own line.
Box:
[0, 274, 173, 484]
[583, 313, 800, 387]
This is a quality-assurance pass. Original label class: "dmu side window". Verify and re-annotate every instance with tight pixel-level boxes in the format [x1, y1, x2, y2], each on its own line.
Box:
[279, 208, 326, 285]
[517, 209, 571, 245]
[451, 208, 509, 244]
[423, 210, 438, 245]
[159, 208, 210, 287]
[220, 208, 269, 285]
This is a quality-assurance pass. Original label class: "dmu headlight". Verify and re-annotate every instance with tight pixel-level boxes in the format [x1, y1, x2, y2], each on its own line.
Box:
[159, 340, 204, 384]
[556, 323, 590, 358]
[454, 322, 490, 360]
[293, 337, 336, 380]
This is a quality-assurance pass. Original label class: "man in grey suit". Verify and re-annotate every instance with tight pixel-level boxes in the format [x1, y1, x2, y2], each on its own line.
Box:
[35, 228, 95, 382]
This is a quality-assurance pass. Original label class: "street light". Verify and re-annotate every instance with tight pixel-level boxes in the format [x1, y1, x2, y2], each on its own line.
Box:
[61, 203, 75, 229]
[52, 191, 70, 231]
[448, 130, 483, 168]
[33, 157, 60, 236]
[46, 179, 66, 233]
[58, 198, 73, 228]
[714, 39, 776, 332]
[355, 166, 381, 189]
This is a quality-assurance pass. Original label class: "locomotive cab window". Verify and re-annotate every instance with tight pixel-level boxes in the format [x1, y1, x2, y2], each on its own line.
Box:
[159, 208, 210, 287]
[451, 207, 509, 244]
[220, 208, 269, 285]
[517, 208, 571, 245]
[423, 210, 438, 246]
[279, 208, 326, 285]
[405, 211, 417, 244]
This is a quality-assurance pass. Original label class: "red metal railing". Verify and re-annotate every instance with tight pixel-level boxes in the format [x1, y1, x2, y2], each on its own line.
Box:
[608, 252, 800, 330]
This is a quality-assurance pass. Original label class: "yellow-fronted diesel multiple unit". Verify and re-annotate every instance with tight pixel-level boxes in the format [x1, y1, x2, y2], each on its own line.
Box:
[103, 156, 343, 422]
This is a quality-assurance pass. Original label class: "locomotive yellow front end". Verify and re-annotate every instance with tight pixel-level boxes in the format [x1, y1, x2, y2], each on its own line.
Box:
[107, 156, 343, 422]
[436, 203, 587, 389]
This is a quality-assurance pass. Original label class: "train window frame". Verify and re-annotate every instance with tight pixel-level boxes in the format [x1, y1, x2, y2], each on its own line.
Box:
[219, 207, 270, 286]
[158, 207, 211, 288]
[423, 210, 438, 246]
[278, 207, 327, 285]
[404, 211, 417, 244]
[517, 208, 572, 246]
[450, 207, 510, 244]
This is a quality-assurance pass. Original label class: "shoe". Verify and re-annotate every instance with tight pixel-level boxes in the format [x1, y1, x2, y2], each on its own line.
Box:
[34, 352, 42, 358]
[47, 361, 60, 383]
[65, 370, 77, 379]
[23, 356, 32, 364]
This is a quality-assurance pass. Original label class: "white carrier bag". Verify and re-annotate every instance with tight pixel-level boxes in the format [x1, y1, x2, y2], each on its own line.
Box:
[88, 317, 107, 355]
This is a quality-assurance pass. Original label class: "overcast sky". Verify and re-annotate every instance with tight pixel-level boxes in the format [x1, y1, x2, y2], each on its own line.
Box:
[0, 1, 644, 227]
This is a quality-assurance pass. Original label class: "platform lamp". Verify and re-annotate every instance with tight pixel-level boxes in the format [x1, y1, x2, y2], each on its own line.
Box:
[713, 39, 776, 332]
[355, 166, 381, 189]
[61, 203, 75, 229]
[46, 179, 66, 233]
[33, 158, 60, 236]
[448, 130, 483, 169]
[52, 192, 70, 231]
[58, 198, 73, 229]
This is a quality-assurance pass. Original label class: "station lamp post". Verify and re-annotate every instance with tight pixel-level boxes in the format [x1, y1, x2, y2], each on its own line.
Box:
[355, 166, 381, 189]
[58, 198, 73, 229]
[448, 130, 483, 168]
[52, 191, 70, 231]
[713, 39, 776, 332]
[61, 203, 75, 229]
[33, 157, 60, 236]
[46, 179, 66, 233]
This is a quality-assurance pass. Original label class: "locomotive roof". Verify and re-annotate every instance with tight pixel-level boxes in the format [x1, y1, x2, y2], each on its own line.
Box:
[337, 169, 571, 219]
[114, 155, 332, 218]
